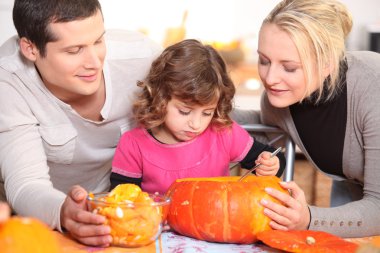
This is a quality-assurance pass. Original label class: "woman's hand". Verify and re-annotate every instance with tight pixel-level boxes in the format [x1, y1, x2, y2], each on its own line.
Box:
[60, 185, 112, 247]
[255, 151, 280, 176]
[260, 181, 311, 230]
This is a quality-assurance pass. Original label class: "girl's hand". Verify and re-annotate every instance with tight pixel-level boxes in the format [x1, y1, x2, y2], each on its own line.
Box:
[260, 181, 311, 231]
[255, 151, 280, 176]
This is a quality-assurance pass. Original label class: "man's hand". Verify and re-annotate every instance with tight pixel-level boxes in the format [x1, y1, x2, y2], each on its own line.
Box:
[0, 202, 10, 223]
[60, 185, 112, 247]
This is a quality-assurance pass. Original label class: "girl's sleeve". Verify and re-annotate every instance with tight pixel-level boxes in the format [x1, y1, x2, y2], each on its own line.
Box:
[221, 121, 285, 177]
[222, 121, 253, 162]
[112, 132, 143, 179]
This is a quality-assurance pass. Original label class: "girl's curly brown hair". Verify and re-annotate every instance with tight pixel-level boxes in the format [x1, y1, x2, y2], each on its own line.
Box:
[133, 39, 236, 130]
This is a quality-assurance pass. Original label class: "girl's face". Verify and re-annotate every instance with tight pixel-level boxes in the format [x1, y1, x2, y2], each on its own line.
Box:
[257, 23, 317, 108]
[153, 97, 217, 144]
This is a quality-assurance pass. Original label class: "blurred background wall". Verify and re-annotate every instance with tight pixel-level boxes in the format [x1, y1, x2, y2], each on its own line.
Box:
[1, 0, 380, 51]
[1, 0, 380, 110]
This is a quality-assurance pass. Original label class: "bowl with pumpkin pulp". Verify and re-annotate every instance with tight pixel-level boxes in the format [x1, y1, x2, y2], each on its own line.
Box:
[87, 184, 170, 247]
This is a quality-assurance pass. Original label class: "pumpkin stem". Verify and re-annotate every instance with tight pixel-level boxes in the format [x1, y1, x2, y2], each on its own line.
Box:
[306, 236, 316, 245]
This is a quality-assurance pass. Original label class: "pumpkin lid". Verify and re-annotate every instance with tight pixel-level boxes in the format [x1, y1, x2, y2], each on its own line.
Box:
[257, 230, 358, 253]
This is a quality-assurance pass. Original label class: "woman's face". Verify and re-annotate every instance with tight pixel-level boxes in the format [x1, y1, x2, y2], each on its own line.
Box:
[257, 23, 317, 108]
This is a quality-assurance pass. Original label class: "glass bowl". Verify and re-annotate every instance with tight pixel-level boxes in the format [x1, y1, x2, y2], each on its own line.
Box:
[87, 192, 170, 247]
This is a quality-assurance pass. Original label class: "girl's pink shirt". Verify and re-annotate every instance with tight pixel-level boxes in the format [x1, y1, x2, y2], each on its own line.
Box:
[112, 121, 253, 194]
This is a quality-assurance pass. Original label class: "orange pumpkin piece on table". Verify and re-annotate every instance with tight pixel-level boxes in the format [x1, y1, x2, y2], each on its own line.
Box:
[257, 230, 359, 253]
[166, 175, 289, 244]
[371, 236, 380, 249]
[0, 216, 61, 253]
[88, 184, 169, 247]
[355, 236, 380, 252]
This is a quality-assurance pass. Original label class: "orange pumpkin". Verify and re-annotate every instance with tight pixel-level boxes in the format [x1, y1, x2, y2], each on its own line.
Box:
[166, 175, 288, 244]
[0, 216, 61, 253]
[257, 230, 358, 253]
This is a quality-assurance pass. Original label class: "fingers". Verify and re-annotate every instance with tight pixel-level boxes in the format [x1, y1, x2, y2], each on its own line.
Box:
[255, 156, 280, 176]
[264, 183, 306, 209]
[64, 210, 112, 246]
[260, 182, 311, 230]
[61, 188, 113, 246]
[66, 218, 110, 238]
[0, 202, 10, 223]
[265, 186, 294, 205]
[71, 208, 106, 225]
[269, 221, 289, 231]
[76, 234, 113, 247]
[263, 203, 292, 231]
[261, 198, 300, 230]
[69, 185, 88, 203]
[260, 151, 272, 159]
[256, 152, 272, 164]
[261, 198, 291, 225]
[262, 188, 300, 220]
[256, 167, 277, 176]
[256, 154, 279, 169]
[61, 193, 106, 228]
[277, 181, 306, 201]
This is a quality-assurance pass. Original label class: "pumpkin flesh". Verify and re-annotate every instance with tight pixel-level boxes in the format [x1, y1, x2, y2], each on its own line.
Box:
[166, 175, 288, 244]
[88, 184, 169, 247]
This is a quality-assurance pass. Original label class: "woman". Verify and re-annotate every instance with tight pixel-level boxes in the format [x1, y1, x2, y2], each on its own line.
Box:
[255, 0, 380, 237]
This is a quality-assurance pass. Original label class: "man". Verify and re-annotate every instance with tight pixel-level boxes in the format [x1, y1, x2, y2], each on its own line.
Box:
[0, 0, 161, 246]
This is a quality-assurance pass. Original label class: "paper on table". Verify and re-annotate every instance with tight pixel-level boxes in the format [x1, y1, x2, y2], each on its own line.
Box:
[160, 231, 282, 253]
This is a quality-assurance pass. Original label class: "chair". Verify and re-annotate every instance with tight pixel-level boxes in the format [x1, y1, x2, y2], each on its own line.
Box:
[240, 124, 295, 182]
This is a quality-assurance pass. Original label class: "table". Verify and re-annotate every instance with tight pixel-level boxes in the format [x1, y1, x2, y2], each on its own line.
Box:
[56, 231, 156, 253]
[56, 231, 379, 253]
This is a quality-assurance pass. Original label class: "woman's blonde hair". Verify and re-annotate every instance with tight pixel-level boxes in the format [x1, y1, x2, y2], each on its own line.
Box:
[263, 0, 353, 101]
[133, 39, 235, 129]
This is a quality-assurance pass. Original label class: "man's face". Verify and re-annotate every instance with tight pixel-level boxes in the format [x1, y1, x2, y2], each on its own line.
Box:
[33, 9, 106, 103]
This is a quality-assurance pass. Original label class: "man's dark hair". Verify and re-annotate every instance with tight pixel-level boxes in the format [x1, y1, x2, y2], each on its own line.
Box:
[13, 0, 102, 57]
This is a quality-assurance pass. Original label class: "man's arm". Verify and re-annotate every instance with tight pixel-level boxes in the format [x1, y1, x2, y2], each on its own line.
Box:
[0, 83, 64, 228]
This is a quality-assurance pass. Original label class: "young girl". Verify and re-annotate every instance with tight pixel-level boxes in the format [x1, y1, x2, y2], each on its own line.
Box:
[110, 39, 285, 194]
